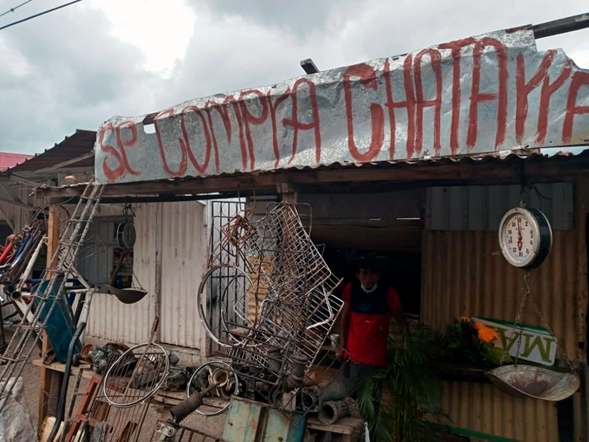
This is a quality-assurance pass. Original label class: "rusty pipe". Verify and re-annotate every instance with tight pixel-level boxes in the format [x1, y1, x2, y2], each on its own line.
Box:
[318, 400, 349, 425]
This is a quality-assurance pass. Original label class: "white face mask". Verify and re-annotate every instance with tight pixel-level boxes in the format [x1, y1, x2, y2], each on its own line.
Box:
[361, 283, 378, 293]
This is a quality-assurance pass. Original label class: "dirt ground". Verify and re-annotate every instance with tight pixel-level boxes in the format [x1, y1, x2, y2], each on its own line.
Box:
[19, 358, 227, 441]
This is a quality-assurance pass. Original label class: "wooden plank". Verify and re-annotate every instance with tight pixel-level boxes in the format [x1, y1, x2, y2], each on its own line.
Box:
[38, 205, 65, 437]
[37, 156, 589, 199]
[0, 179, 23, 203]
[306, 417, 364, 435]
[31, 359, 93, 379]
[0, 195, 36, 211]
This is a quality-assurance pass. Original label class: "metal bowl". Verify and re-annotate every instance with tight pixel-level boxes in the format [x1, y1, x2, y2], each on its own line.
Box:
[106, 285, 148, 304]
[486, 365, 580, 401]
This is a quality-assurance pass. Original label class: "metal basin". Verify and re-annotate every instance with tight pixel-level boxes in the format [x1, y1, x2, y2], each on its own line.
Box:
[106, 285, 148, 304]
[487, 365, 579, 401]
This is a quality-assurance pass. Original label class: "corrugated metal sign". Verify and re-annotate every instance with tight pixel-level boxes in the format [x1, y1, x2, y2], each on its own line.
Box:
[94, 29, 589, 185]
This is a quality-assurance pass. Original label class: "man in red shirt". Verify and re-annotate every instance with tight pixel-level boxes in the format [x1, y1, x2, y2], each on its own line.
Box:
[339, 257, 407, 387]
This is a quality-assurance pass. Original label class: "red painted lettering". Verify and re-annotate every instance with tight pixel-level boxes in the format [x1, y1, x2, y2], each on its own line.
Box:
[467, 38, 508, 150]
[98, 123, 125, 183]
[438, 38, 475, 154]
[536, 60, 571, 144]
[180, 105, 213, 175]
[563, 71, 589, 143]
[239, 89, 269, 171]
[384, 55, 415, 159]
[114, 121, 140, 176]
[515, 51, 555, 145]
[267, 89, 291, 168]
[154, 109, 188, 177]
[344, 63, 384, 162]
[414, 49, 442, 156]
[282, 78, 322, 164]
[205, 97, 246, 171]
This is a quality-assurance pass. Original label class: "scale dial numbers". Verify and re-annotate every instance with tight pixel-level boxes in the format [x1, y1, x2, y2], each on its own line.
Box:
[498, 208, 552, 269]
[502, 213, 535, 263]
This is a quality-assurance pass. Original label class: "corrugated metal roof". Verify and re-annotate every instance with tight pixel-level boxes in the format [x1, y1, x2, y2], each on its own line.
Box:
[3, 129, 96, 174]
[136, 147, 589, 180]
[35, 145, 589, 195]
[0, 152, 32, 171]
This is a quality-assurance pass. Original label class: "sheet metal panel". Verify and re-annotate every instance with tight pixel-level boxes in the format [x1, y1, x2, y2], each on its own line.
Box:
[426, 183, 574, 231]
[86, 203, 156, 344]
[159, 201, 207, 349]
[95, 30, 589, 185]
[423, 226, 582, 441]
[441, 381, 558, 442]
[422, 229, 582, 361]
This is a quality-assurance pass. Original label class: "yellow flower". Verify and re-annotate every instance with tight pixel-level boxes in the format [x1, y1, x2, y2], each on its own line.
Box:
[456, 317, 470, 323]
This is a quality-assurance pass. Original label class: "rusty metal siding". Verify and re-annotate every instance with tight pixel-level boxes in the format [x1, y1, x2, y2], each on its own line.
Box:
[159, 201, 207, 349]
[86, 203, 156, 344]
[422, 229, 582, 361]
[441, 381, 558, 442]
[422, 207, 585, 441]
[426, 183, 574, 231]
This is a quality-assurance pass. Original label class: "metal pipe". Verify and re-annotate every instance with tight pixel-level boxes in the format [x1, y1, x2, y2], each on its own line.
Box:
[47, 321, 86, 442]
[319, 400, 349, 425]
[532, 12, 589, 39]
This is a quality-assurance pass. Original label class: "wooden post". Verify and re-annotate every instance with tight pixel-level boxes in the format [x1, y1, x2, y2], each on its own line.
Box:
[276, 183, 298, 204]
[37, 205, 65, 435]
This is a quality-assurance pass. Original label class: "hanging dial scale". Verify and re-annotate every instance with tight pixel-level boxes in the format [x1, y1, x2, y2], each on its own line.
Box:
[488, 204, 580, 401]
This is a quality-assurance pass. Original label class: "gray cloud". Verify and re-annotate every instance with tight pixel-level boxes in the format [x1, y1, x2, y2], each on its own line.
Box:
[0, 0, 587, 154]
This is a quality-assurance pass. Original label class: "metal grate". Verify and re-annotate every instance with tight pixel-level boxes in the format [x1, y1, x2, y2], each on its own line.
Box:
[201, 202, 343, 405]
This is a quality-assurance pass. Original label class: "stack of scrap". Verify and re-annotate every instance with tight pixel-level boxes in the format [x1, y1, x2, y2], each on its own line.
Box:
[201, 202, 343, 406]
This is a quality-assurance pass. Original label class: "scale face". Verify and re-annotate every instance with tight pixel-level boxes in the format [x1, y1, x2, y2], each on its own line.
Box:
[498, 207, 552, 269]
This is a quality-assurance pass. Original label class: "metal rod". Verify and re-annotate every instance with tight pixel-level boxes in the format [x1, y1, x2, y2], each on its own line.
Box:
[48, 321, 87, 442]
[532, 12, 589, 39]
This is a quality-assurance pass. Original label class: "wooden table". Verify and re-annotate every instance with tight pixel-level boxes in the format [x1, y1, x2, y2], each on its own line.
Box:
[307, 416, 364, 442]
[32, 359, 94, 379]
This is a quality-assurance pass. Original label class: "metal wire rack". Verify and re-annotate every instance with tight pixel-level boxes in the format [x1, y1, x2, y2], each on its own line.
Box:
[200, 202, 344, 406]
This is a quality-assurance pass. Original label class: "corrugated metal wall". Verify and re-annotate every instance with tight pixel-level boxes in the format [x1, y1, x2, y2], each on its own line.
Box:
[159, 201, 206, 349]
[422, 179, 588, 441]
[86, 203, 156, 343]
[85, 201, 208, 348]
[442, 381, 558, 442]
[426, 183, 574, 231]
[422, 229, 582, 360]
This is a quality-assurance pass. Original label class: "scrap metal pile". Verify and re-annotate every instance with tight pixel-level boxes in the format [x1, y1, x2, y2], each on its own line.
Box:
[197, 202, 344, 407]
[0, 216, 47, 301]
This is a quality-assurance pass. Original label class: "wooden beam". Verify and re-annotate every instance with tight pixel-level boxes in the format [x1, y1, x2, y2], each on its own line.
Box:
[0, 195, 36, 211]
[5, 173, 42, 188]
[37, 156, 589, 199]
[0, 179, 23, 204]
[38, 205, 65, 437]
[276, 183, 298, 203]
[0, 205, 15, 231]
[34, 152, 94, 173]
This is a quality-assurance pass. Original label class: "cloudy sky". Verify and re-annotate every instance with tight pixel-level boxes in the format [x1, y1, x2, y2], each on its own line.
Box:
[0, 0, 587, 154]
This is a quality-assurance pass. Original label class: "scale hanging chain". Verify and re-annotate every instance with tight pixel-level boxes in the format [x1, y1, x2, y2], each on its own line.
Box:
[528, 296, 577, 375]
[501, 270, 531, 365]
[501, 270, 531, 366]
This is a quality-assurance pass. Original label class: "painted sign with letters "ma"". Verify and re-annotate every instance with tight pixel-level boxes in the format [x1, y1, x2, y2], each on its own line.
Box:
[95, 29, 589, 185]
[473, 317, 557, 366]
